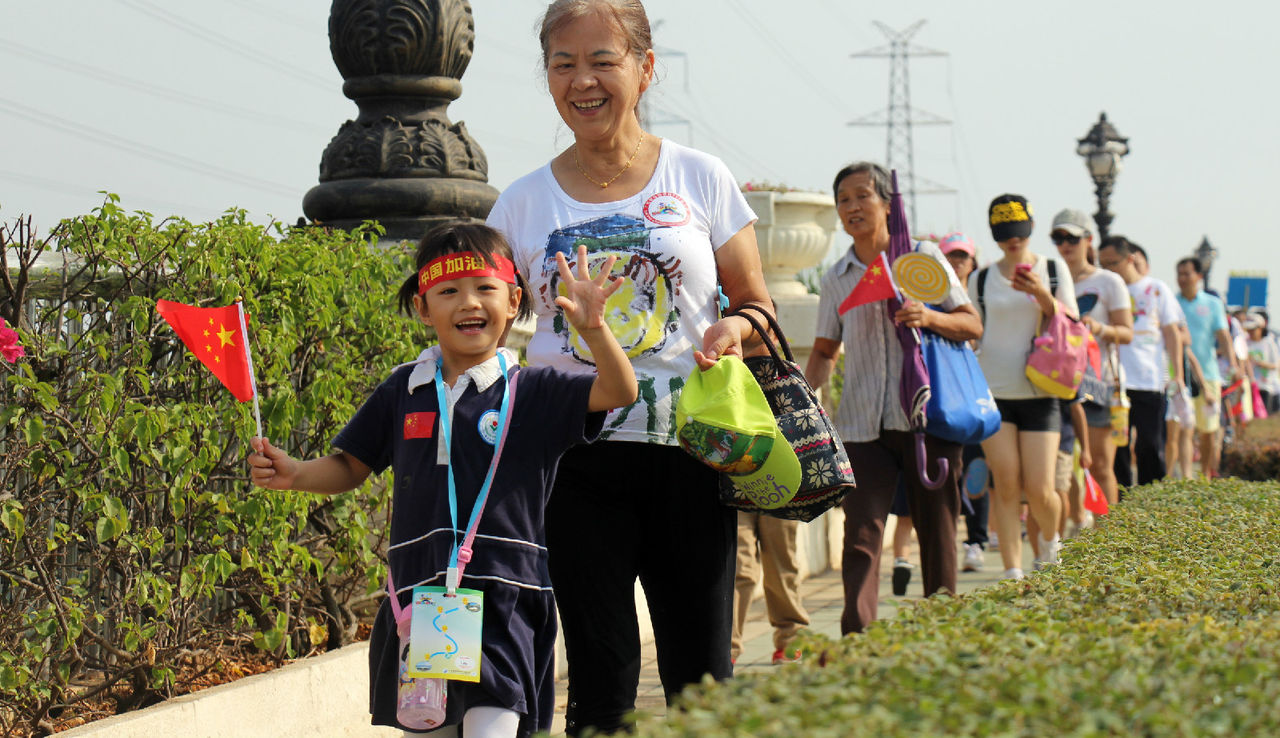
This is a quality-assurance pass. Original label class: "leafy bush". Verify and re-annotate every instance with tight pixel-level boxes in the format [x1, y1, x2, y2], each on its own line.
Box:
[638, 479, 1280, 736]
[1, 200, 423, 734]
[1221, 416, 1280, 481]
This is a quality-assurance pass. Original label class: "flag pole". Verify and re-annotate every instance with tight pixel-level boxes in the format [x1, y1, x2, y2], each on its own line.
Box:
[235, 298, 263, 439]
[885, 266, 923, 345]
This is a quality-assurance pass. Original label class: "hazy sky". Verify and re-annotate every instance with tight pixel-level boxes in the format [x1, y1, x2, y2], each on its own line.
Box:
[4, 1, 1278, 301]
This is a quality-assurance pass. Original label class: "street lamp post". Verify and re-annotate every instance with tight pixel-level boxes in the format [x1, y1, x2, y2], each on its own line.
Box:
[1075, 112, 1130, 241]
[1195, 235, 1218, 291]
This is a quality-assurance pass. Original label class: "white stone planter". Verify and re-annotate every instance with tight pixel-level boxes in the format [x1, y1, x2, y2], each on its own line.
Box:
[742, 190, 837, 298]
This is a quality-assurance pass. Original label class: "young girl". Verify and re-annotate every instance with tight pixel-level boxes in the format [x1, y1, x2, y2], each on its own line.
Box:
[248, 222, 637, 737]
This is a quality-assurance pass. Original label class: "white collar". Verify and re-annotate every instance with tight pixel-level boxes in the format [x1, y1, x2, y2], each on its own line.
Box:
[402, 345, 519, 395]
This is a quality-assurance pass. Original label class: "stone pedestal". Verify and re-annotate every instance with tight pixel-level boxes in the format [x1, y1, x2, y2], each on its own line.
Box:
[302, 0, 497, 240]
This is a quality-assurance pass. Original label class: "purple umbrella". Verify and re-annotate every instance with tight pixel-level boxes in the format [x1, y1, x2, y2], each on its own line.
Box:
[885, 170, 947, 489]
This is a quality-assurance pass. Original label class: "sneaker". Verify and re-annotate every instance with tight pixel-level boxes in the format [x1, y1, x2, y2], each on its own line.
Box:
[1041, 534, 1061, 565]
[988, 530, 1000, 552]
[962, 543, 984, 572]
[1003, 567, 1024, 580]
[892, 558, 914, 596]
[771, 648, 802, 665]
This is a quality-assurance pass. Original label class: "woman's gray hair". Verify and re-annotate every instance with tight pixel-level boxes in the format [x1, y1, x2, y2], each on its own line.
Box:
[538, 0, 653, 68]
[831, 161, 892, 201]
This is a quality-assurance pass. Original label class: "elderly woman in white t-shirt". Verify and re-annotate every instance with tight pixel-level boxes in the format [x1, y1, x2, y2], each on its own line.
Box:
[484, 2, 772, 734]
[971, 195, 1079, 580]
[1050, 208, 1132, 506]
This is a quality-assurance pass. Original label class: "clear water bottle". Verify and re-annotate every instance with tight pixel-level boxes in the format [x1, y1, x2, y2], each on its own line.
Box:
[396, 618, 447, 730]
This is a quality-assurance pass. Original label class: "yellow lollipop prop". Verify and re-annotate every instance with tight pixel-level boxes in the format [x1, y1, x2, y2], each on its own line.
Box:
[892, 252, 950, 303]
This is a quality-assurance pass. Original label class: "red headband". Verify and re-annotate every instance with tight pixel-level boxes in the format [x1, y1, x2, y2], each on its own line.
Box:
[418, 252, 517, 294]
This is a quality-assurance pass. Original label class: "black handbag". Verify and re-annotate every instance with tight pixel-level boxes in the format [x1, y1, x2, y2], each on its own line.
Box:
[719, 306, 856, 522]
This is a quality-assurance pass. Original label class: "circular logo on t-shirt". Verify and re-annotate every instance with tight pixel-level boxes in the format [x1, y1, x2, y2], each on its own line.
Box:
[1196, 304, 1210, 317]
[478, 410, 499, 445]
[643, 192, 691, 227]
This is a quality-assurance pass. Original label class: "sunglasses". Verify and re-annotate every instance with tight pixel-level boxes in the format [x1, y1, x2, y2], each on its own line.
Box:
[1050, 232, 1082, 246]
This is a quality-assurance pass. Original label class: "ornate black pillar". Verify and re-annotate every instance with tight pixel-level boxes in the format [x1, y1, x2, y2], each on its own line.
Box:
[303, 0, 498, 241]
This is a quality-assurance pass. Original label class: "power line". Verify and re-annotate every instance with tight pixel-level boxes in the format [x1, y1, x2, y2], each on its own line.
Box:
[219, 0, 316, 31]
[0, 169, 207, 217]
[0, 98, 298, 198]
[723, 0, 851, 117]
[0, 39, 329, 135]
[109, 0, 335, 92]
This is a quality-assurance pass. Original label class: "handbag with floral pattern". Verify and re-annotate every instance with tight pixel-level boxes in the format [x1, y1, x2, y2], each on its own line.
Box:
[719, 307, 856, 521]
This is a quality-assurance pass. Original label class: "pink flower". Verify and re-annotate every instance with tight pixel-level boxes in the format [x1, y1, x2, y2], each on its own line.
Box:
[0, 317, 24, 363]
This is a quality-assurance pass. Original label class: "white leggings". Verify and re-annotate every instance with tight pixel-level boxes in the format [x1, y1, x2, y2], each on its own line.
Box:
[401, 706, 520, 738]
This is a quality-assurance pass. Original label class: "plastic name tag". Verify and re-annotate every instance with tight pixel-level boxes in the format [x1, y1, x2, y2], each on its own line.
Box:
[406, 586, 484, 681]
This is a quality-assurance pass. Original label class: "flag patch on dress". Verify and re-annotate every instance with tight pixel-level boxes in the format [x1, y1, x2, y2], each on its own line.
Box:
[404, 412, 436, 439]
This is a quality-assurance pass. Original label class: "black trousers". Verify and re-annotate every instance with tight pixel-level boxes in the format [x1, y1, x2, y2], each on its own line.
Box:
[547, 442, 735, 736]
[1114, 389, 1167, 489]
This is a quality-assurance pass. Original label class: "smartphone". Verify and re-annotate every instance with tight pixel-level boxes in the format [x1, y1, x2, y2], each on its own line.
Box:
[1015, 263, 1032, 274]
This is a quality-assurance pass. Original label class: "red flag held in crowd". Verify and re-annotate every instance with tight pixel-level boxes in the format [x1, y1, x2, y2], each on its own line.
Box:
[838, 251, 896, 314]
[156, 300, 256, 402]
[1083, 469, 1109, 516]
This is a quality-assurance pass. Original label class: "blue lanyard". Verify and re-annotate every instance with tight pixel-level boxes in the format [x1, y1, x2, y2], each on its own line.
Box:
[434, 352, 511, 594]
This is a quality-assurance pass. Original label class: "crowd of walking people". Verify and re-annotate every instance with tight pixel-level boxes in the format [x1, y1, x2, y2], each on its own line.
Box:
[244, 1, 1274, 735]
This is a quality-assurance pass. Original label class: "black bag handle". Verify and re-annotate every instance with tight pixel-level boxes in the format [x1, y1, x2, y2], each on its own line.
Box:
[731, 304, 796, 363]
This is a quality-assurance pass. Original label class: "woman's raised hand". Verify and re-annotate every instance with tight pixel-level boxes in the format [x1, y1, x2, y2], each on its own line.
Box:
[555, 244, 623, 332]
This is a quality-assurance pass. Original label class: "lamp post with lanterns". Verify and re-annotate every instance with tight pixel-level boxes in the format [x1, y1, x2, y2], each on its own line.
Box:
[1076, 112, 1130, 241]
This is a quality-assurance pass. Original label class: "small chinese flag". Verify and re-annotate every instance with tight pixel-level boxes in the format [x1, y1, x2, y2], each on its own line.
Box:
[156, 300, 256, 402]
[838, 251, 896, 314]
[403, 412, 436, 440]
[1082, 470, 1109, 516]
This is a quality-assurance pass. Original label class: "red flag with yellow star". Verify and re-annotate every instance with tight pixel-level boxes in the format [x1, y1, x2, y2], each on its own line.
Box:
[156, 300, 256, 402]
[838, 251, 896, 314]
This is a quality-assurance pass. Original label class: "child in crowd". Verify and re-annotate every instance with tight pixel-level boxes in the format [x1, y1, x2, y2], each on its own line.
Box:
[248, 223, 637, 737]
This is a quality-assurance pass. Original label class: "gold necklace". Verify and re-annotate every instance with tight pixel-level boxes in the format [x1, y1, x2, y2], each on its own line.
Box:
[573, 134, 645, 189]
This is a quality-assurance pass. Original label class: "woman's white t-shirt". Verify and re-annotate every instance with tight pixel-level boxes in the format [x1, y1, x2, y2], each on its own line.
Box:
[969, 254, 1079, 400]
[1073, 267, 1130, 383]
[486, 140, 756, 445]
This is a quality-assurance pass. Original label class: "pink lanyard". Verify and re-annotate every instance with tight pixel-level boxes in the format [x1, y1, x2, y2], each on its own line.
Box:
[387, 369, 519, 625]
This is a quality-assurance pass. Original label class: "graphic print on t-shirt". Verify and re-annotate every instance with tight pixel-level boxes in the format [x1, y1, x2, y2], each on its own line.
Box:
[542, 214, 684, 364]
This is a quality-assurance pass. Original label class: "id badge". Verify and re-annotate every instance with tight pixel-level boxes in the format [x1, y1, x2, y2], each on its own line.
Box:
[406, 586, 484, 681]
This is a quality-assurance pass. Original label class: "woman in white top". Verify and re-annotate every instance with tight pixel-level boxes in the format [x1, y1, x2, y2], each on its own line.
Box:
[970, 195, 1079, 580]
[1050, 209, 1132, 505]
[485, 2, 772, 734]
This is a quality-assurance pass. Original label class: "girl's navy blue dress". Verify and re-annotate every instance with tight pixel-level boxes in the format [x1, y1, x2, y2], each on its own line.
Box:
[334, 355, 601, 735]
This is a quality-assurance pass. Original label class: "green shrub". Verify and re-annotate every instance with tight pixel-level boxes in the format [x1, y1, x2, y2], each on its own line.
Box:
[1221, 416, 1280, 481]
[638, 479, 1280, 736]
[1, 200, 423, 734]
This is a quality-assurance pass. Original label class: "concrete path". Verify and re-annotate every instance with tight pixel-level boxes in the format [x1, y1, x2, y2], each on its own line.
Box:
[548, 531, 1034, 735]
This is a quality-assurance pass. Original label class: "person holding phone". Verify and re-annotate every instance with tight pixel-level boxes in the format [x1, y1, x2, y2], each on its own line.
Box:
[970, 195, 1078, 579]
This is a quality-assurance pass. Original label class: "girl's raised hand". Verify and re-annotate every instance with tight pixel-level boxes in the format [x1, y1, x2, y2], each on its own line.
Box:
[554, 244, 623, 332]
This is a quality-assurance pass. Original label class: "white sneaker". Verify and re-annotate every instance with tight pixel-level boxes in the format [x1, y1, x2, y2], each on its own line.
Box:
[1003, 567, 1024, 580]
[1035, 534, 1061, 567]
[962, 543, 984, 572]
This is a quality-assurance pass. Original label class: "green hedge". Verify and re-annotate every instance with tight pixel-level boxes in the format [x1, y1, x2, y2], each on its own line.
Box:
[1, 200, 421, 734]
[639, 479, 1280, 736]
